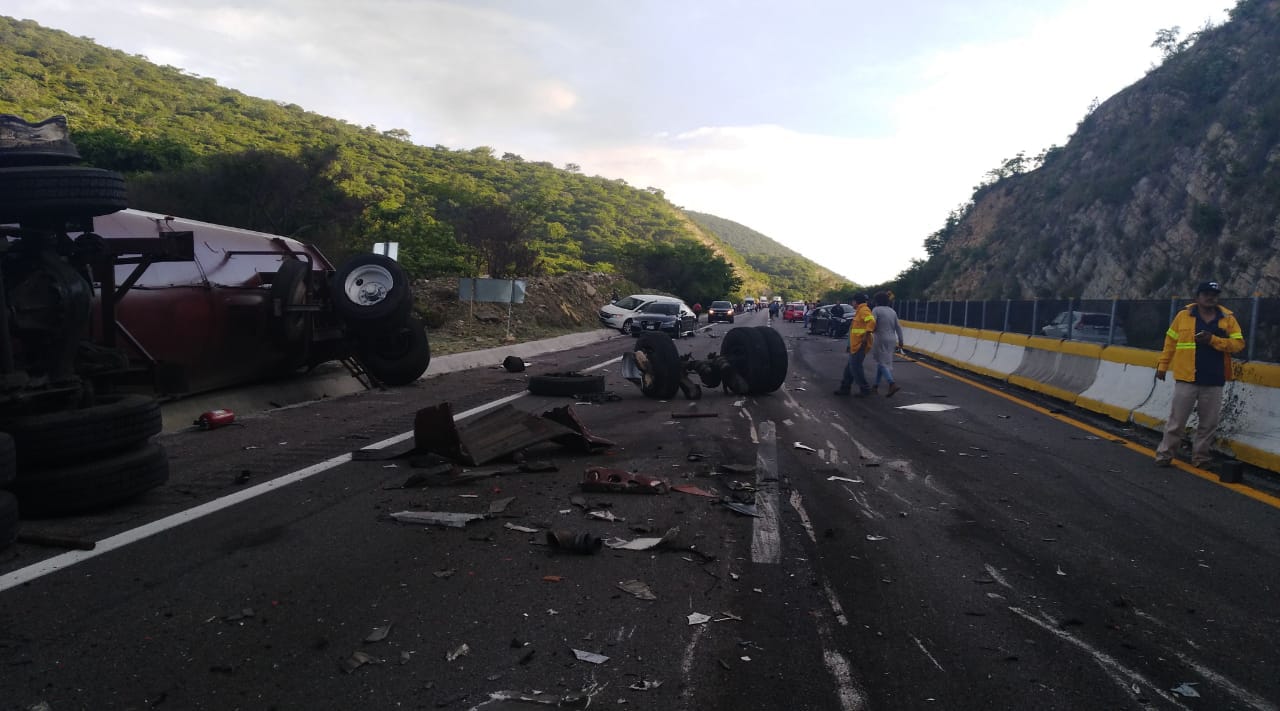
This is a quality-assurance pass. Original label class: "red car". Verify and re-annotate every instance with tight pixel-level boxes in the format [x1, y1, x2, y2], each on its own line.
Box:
[784, 302, 807, 322]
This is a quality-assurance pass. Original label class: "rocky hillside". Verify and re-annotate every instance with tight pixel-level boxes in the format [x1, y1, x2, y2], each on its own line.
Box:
[918, 0, 1280, 300]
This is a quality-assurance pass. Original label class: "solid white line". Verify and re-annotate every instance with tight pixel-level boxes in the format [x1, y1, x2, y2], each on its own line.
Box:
[2, 358, 625, 595]
[1174, 652, 1278, 711]
[751, 421, 781, 564]
[1009, 606, 1189, 709]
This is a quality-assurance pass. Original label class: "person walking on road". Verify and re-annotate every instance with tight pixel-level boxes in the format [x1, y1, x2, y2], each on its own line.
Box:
[1154, 280, 1245, 467]
[834, 293, 876, 397]
[870, 291, 905, 396]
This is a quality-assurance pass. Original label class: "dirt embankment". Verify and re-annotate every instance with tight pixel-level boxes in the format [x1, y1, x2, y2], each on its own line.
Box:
[411, 273, 636, 356]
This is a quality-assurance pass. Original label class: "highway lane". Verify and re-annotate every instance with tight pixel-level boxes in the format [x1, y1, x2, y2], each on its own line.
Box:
[1, 309, 1278, 710]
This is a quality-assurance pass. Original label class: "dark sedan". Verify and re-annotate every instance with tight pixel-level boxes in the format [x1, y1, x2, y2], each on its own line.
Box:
[808, 303, 855, 337]
[706, 300, 735, 324]
[631, 300, 697, 338]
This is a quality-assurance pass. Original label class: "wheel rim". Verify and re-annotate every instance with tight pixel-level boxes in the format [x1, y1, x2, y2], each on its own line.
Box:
[343, 264, 395, 306]
[622, 320, 632, 335]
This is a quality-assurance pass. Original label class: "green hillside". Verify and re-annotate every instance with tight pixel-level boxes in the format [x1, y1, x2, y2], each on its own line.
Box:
[685, 210, 854, 302]
[0, 15, 838, 307]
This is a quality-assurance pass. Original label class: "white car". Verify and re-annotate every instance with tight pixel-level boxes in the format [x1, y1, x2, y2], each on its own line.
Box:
[599, 294, 695, 334]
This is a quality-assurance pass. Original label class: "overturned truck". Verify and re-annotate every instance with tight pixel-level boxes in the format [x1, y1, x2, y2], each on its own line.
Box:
[624, 326, 788, 399]
[0, 115, 430, 535]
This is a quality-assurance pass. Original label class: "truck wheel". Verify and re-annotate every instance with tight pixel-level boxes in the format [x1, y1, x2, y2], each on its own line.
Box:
[332, 254, 411, 326]
[0, 491, 16, 551]
[527, 372, 606, 397]
[356, 315, 431, 386]
[756, 326, 789, 393]
[0, 166, 128, 222]
[635, 332, 680, 400]
[0, 432, 14, 488]
[271, 257, 311, 345]
[13, 441, 169, 517]
[721, 327, 770, 395]
[5, 394, 162, 466]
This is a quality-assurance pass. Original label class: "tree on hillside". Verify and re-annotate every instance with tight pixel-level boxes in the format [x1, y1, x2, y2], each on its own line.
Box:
[446, 196, 541, 278]
[627, 241, 742, 304]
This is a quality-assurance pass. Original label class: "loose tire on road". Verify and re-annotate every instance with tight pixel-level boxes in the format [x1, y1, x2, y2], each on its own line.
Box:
[635, 332, 681, 400]
[0, 166, 128, 223]
[0, 432, 15, 488]
[13, 441, 170, 517]
[357, 315, 431, 386]
[721, 326, 771, 395]
[756, 326, 789, 393]
[0, 491, 17, 551]
[527, 372, 606, 397]
[332, 254, 412, 326]
[5, 394, 162, 466]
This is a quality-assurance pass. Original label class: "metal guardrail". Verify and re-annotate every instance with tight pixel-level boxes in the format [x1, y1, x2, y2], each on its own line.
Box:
[897, 297, 1280, 364]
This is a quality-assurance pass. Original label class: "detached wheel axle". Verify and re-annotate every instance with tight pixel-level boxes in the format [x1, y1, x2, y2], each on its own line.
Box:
[625, 326, 787, 400]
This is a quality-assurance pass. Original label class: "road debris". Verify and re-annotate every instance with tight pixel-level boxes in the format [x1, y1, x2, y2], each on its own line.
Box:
[390, 511, 486, 528]
[581, 467, 669, 494]
[572, 649, 610, 664]
[488, 497, 515, 514]
[1171, 683, 1200, 698]
[341, 650, 377, 674]
[546, 529, 603, 554]
[793, 442, 817, 452]
[826, 475, 863, 484]
[687, 612, 712, 625]
[629, 680, 662, 691]
[671, 484, 717, 497]
[502, 355, 527, 373]
[603, 527, 679, 551]
[672, 411, 718, 419]
[446, 643, 471, 661]
[721, 501, 761, 517]
[617, 579, 657, 600]
[504, 523, 539, 534]
[364, 625, 392, 643]
[587, 510, 625, 522]
[866, 535, 888, 542]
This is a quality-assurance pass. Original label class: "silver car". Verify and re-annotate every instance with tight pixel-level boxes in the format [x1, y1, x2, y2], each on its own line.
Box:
[1041, 311, 1128, 345]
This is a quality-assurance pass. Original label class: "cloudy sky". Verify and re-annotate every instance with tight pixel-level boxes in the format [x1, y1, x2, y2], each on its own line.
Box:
[10, 0, 1228, 284]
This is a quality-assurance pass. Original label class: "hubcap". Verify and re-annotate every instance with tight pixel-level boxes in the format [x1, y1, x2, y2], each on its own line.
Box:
[343, 264, 394, 306]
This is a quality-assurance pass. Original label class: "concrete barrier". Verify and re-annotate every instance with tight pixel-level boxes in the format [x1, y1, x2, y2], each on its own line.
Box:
[1076, 347, 1160, 423]
[989, 333, 1030, 378]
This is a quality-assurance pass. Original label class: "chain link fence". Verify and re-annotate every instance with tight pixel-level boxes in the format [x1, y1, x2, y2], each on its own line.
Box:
[898, 297, 1279, 364]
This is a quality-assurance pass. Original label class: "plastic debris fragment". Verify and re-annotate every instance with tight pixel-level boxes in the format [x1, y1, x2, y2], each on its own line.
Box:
[390, 511, 486, 528]
[572, 649, 610, 664]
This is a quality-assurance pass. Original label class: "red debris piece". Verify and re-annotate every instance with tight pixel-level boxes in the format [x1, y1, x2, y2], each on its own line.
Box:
[194, 409, 236, 429]
[671, 484, 717, 497]
[580, 467, 668, 494]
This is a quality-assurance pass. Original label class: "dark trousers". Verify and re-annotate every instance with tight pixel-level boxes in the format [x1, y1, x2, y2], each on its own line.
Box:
[840, 349, 870, 393]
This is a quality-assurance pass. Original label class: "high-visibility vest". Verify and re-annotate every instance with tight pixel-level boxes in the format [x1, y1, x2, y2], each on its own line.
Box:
[1157, 303, 1245, 382]
[848, 303, 876, 353]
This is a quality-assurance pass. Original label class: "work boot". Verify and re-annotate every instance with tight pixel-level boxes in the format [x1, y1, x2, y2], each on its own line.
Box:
[886, 383, 901, 397]
[1154, 457, 1172, 468]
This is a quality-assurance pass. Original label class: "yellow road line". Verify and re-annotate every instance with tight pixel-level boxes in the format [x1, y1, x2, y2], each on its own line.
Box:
[901, 353, 1280, 510]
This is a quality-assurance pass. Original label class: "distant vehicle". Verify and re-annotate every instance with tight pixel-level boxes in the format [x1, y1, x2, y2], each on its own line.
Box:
[772, 296, 783, 303]
[741, 297, 756, 313]
[707, 300, 735, 324]
[599, 293, 677, 333]
[1041, 311, 1128, 345]
[783, 302, 806, 322]
[630, 300, 697, 338]
[808, 304, 856, 337]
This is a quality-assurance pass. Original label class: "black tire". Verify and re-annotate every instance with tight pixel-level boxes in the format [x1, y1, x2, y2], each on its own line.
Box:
[13, 441, 169, 517]
[272, 258, 311, 345]
[527, 372, 606, 397]
[0, 432, 14, 488]
[621, 319, 634, 336]
[356, 316, 431, 386]
[5, 394, 162, 466]
[721, 327, 771, 395]
[0, 491, 16, 551]
[635, 332, 681, 400]
[0, 166, 128, 222]
[331, 254, 411, 326]
[756, 326, 789, 393]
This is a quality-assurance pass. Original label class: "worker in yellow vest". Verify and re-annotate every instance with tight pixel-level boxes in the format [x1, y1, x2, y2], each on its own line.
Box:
[834, 293, 876, 397]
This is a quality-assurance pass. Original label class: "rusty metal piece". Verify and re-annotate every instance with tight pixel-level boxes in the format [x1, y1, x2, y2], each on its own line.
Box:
[581, 466, 668, 494]
[413, 401, 575, 466]
[540, 404, 616, 452]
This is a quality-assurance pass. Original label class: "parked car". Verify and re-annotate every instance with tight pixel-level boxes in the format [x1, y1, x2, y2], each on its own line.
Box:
[1041, 311, 1128, 345]
[783, 302, 806, 322]
[707, 300, 735, 324]
[599, 293, 678, 333]
[808, 304, 856, 337]
[630, 300, 697, 338]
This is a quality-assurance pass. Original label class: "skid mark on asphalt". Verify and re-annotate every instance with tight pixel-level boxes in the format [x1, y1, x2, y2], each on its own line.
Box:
[1173, 652, 1277, 711]
[983, 563, 1016, 592]
[677, 623, 710, 710]
[1010, 606, 1190, 709]
[751, 421, 781, 564]
[910, 634, 946, 672]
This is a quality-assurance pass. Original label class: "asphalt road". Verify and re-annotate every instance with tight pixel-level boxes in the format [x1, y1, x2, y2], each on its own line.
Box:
[2, 309, 1278, 711]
